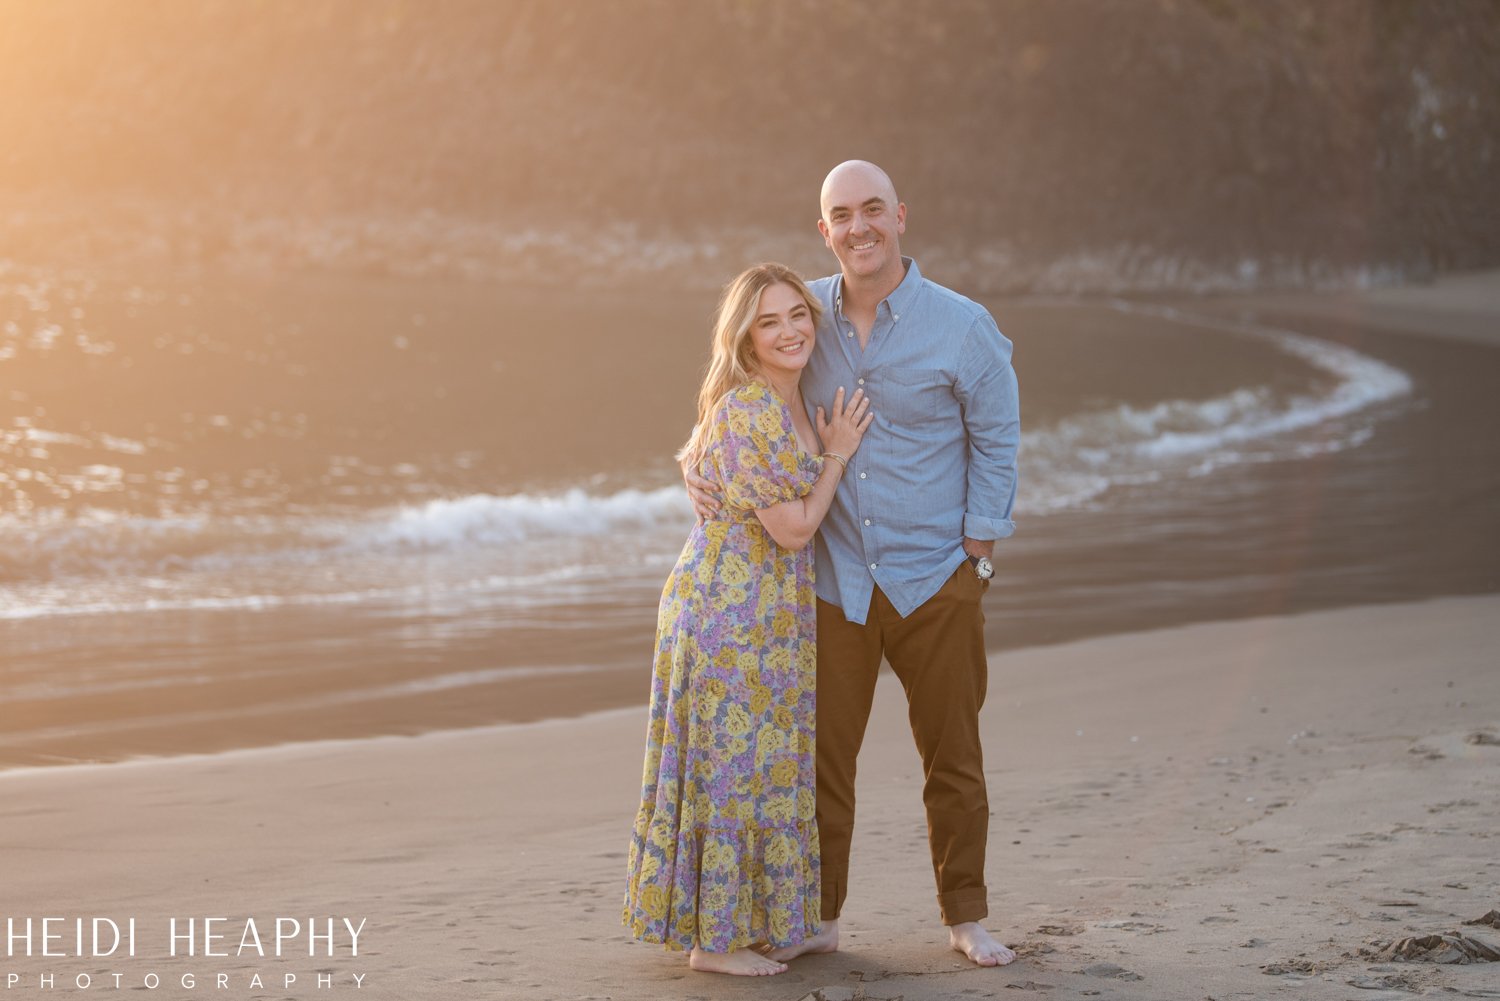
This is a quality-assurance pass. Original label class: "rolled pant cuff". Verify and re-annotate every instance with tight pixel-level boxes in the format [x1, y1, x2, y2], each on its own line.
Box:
[822, 869, 849, 921]
[939, 887, 989, 926]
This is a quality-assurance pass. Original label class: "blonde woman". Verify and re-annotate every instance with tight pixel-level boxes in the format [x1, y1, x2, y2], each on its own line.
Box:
[623, 263, 872, 976]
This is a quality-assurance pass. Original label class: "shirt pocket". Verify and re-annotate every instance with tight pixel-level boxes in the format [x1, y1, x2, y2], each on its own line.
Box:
[880, 367, 946, 426]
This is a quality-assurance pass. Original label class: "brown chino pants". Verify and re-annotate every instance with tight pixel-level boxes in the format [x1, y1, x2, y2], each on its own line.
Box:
[816, 563, 991, 926]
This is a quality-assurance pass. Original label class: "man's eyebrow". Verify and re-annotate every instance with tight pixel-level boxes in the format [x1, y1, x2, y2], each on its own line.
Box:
[826, 196, 888, 215]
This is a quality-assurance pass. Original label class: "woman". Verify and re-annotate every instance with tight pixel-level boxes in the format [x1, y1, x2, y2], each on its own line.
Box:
[622, 263, 872, 976]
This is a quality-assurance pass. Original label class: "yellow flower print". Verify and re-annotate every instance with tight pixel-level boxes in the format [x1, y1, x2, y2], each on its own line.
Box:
[637, 851, 660, 882]
[648, 823, 672, 850]
[764, 833, 794, 866]
[640, 884, 668, 919]
[749, 684, 772, 715]
[797, 787, 817, 820]
[704, 677, 728, 701]
[773, 705, 795, 731]
[749, 773, 764, 797]
[781, 686, 802, 707]
[737, 799, 758, 822]
[724, 586, 748, 605]
[768, 907, 792, 942]
[772, 609, 796, 639]
[702, 840, 732, 872]
[755, 405, 783, 437]
[675, 913, 696, 941]
[724, 704, 752, 735]
[777, 450, 798, 475]
[770, 758, 799, 787]
[720, 553, 751, 586]
[702, 885, 729, 913]
[765, 647, 792, 674]
[726, 406, 752, 436]
[756, 726, 787, 766]
[764, 794, 795, 822]
[726, 735, 749, 755]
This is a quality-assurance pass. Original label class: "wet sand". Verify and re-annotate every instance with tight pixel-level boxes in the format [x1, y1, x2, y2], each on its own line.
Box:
[3, 596, 1496, 999]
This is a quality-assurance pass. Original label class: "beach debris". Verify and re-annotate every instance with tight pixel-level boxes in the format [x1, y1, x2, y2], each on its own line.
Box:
[1037, 923, 1081, 936]
[792, 989, 857, 1001]
[1095, 919, 1167, 934]
[1465, 731, 1499, 746]
[1372, 931, 1500, 964]
[1015, 940, 1056, 957]
[1464, 910, 1500, 929]
[1003, 982, 1056, 991]
[1348, 971, 1421, 991]
[1079, 962, 1142, 981]
[1261, 958, 1318, 975]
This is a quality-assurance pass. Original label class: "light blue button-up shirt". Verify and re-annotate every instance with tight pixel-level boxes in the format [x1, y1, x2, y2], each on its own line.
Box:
[801, 258, 1019, 624]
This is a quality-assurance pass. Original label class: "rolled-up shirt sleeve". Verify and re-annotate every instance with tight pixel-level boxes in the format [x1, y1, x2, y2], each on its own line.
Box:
[954, 313, 1019, 541]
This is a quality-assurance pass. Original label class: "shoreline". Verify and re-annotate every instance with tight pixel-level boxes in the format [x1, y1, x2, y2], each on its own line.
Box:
[0, 590, 1490, 781]
[5, 270, 1500, 773]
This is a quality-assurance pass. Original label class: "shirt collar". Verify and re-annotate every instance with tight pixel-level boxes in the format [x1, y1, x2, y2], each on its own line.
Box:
[835, 256, 923, 317]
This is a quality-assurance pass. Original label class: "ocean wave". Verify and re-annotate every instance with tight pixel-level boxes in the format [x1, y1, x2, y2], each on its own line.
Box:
[1016, 302, 1412, 512]
[347, 486, 691, 550]
[0, 487, 693, 589]
[0, 311, 1412, 612]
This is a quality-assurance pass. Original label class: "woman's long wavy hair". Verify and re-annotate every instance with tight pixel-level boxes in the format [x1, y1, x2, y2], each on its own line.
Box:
[677, 263, 823, 471]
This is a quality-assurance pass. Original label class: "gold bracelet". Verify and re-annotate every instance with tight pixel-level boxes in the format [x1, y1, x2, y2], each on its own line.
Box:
[821, 451, 848, 471]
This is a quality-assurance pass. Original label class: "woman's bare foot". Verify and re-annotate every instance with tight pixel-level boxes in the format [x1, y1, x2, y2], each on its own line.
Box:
[688, 946, 787, 976]
[764, 918, 840, 962]
[949, 922, 1016, 967]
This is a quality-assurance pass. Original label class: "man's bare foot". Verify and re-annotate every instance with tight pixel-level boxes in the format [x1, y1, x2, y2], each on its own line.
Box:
[688, 946, 787, 976]
[949, 922, 1016, 967]
[764, 919, 840, 962]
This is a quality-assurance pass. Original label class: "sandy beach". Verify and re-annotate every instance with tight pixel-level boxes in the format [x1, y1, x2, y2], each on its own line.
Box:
[4, 594, 1498, 1000]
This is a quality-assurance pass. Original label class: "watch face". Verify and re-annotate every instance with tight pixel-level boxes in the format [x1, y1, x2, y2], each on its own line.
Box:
[975, 557, 994, 580]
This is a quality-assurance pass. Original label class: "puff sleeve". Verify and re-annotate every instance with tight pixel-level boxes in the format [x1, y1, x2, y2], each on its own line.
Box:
[710, 385, 821, 512]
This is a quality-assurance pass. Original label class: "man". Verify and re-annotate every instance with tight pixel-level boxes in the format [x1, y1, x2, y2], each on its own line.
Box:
[690, 160, 1019, 967]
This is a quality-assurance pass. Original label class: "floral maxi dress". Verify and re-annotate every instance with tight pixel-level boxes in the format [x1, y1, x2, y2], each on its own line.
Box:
[623, 382, 822, 953]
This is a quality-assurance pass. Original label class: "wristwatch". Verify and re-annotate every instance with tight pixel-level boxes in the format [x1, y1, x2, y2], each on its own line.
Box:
[967, 555, 994, 580]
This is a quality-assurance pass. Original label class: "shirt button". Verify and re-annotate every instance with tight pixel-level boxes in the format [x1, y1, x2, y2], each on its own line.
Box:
[845, 331, 853, 338]
[858, 472, 867, 479]
[857, 378, 865, 385]
[869, 562, 878, 571]
[863, 518, 871, 526]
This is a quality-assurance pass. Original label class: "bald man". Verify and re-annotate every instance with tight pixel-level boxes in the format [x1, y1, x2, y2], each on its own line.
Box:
[690, 161, 1020, 967]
